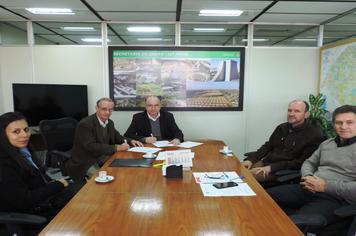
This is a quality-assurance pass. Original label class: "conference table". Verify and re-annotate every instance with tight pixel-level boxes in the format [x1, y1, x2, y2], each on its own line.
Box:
[39, 140, 302, 236]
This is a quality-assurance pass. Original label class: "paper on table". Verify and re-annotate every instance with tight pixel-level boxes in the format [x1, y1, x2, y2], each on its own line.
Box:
[199, 183, 256, 197]
[153, 140, 174, 148]
[156, 149, 193, 161]
[128, 147, 161, 153]
[178, 141, 203, 148]
[193, 172, 244, 184]
[166, 154, 193, 168]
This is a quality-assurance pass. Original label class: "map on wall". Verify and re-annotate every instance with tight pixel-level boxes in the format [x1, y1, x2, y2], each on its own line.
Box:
[320, 39, 356, 112]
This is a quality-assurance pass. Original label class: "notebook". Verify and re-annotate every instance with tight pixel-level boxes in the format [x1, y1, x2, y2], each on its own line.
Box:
[109, 158, 153, 167]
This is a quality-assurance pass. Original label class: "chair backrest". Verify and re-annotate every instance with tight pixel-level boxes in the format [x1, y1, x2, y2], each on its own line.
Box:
[39, 117, 78, 152]
[0, 211, 47, 236]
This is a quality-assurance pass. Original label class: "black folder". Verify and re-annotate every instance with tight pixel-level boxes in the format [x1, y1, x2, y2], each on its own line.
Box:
[109, 158, 153, 168]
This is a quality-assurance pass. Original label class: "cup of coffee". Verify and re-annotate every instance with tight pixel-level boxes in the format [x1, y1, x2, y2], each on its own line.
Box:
[99, 171, 107, 180]
[145, 152, 154, 158]
[223, 146, 230, 153]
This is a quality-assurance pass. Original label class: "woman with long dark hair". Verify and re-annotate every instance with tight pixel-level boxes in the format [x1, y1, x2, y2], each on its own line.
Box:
[0, 112, 82, 232]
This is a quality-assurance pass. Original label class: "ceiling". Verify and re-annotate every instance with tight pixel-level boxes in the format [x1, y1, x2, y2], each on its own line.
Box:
[0, 0, 356, 46]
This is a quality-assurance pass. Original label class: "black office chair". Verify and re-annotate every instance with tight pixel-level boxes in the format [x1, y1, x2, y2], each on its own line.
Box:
[291, 203, 356, 236]
[243, 151, 302, 188]
[39, 117, 77, 176]
[0, 212, 47, 236]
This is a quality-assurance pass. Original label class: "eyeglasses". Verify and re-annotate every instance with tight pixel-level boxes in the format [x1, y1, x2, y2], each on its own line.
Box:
[99, 107, 113, 112]
[204, 172, 243, 181]
[205, 174, 225, 179]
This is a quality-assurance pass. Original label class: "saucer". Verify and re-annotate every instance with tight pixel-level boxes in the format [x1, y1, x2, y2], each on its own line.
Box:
[219, 149, 233, 154]
[143, 153, 156, 159]
[95, 175, 114, 183]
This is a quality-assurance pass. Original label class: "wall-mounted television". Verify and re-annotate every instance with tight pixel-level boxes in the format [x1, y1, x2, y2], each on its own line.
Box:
[109, 46, 245, 111]
[12, 83, 88, 126]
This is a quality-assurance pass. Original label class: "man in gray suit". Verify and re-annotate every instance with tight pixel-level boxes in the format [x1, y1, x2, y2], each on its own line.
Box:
[66, 97, 142, 181]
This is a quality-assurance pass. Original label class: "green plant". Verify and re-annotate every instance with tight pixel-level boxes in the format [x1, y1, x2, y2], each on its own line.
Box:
[308, 93, 336, 138]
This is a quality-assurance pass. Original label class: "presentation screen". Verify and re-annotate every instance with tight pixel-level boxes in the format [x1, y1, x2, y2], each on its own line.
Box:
[108, 46, 245, 111]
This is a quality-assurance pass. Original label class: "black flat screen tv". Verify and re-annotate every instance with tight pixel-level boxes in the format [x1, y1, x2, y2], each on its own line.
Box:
[12, 83, 88, 126]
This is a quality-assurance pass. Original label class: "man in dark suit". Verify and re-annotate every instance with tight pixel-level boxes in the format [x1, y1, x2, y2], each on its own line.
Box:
[125, 96, 184, 145]
[66, 97, 142, 181]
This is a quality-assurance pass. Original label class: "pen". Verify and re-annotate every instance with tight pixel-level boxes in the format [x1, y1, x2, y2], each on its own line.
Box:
[153, 162, 164, 168]
[124, 139, 127, 144]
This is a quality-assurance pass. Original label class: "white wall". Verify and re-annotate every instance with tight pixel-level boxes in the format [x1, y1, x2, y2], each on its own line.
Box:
[33, 46, 104, 110]
[0, 46, 33, 112]
[244, 47, 320, 152]
[0, 45, 320, 159]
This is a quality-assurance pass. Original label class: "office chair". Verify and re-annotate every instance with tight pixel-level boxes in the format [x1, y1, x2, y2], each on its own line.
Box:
[39, 117, 78, 176]
[291, 203, 356, 236]
[243, 151, 301, 187]
[0, 212, 46, 236]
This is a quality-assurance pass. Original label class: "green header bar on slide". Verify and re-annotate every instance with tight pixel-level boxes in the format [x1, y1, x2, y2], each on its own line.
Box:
[113, 50, 240, 59]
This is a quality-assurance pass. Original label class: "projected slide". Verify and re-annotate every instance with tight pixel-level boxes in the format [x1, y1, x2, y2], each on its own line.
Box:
[109, 47, 245, 111]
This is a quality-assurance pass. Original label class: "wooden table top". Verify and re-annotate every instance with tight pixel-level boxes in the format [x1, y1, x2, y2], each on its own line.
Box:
[39, 140, 302, 236]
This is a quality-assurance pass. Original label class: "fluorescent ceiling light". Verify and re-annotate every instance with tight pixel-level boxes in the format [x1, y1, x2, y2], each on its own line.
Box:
[81, 38, 110, 43]
[26, 8, 74, 15]
[127, 26, 161, 33]
[193, 28, 225, 32]
[137, 38, 162, 41]
[241, 39, 269, 42]
[137, 38, 172, 41]
[61, 27, 95, 31]
[293, 38, 317, 41]
[199, 9, 243, 17]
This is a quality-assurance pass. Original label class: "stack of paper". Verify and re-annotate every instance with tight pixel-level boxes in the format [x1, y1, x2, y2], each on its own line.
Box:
[152, 140, 174, 148]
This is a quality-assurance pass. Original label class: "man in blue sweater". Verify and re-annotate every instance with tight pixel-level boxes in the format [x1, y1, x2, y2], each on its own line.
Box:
[268, 104, 356, 231]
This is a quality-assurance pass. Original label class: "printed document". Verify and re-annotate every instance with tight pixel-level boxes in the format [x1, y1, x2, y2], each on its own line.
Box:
[199, 183, 256, 197]
[178, 141, 203, 148]
[193, 172, 244, 184]
[128, 147, 161, 153]
[193, 171, 256, 197]
[152, 140, 174, 148]
[156, 149, 193, 161]
[156, 149, 194, 168]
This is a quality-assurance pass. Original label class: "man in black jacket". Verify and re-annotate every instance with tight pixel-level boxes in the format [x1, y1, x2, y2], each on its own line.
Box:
[241, 100, 325, 185]
[66, 97, 142, 181]
[125, 96, 184, 145]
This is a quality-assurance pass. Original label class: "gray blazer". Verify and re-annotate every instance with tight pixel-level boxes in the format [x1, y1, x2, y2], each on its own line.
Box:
[66, 114, 131, 181]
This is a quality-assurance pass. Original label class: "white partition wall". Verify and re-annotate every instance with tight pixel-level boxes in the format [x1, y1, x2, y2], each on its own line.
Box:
[0, 45, 319, 159]
[244, 47, 320, 154]
[33, 46, 104, 113]
[0, 46, 33, 112]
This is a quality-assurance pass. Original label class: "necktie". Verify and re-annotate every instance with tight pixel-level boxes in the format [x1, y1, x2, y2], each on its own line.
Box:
[20, 148, 49, 183]
[19, 148, 39, 169]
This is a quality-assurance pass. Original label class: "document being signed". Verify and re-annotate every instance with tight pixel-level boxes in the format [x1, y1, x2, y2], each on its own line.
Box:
[128, 147, 162, 153]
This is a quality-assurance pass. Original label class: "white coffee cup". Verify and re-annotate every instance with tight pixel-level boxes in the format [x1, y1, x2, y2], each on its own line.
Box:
[145, 152, 154, 158]
[99, 171, 107, 180]
[223, 146, 230, 153]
